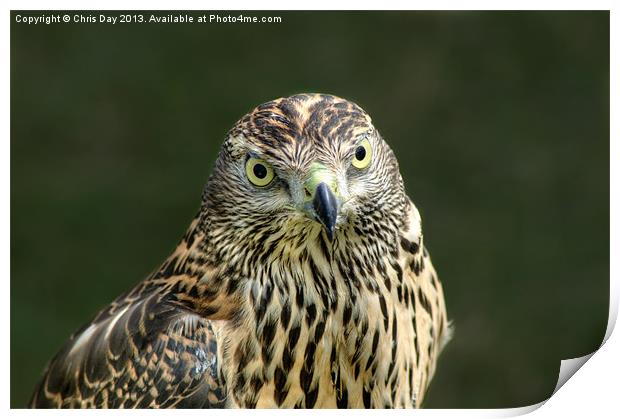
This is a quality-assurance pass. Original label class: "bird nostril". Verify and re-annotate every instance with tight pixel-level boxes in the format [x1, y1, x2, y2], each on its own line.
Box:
[304, 187, 312, 199]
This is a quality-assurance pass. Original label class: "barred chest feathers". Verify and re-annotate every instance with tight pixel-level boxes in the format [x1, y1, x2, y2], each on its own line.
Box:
[216, 200, 448, 408]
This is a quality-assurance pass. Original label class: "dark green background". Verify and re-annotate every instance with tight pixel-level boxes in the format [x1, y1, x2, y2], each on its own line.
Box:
[11, 11, 609, 408]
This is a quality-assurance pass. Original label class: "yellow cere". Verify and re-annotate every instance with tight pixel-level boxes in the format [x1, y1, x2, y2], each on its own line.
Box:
[352, 138, 372, 169]
[246, 157, 275, 187]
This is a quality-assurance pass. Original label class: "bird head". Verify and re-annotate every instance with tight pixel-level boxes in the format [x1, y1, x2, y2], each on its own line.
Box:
[202, 94, 409, 256]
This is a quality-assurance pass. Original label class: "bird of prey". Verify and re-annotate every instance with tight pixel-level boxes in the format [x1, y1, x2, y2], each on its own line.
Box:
[30, 93, 450, 409]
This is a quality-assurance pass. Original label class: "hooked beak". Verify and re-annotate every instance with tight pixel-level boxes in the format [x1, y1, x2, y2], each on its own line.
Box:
[304, 163, 341, 241]
[313, 183, 338, 241]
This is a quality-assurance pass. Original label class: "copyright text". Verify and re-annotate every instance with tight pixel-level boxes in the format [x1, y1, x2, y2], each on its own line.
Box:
[14, 13, 283, 25]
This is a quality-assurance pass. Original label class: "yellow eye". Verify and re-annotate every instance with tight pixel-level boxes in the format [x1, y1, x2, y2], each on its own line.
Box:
[245, 157, 275, 187]
[352, 138, 372, 169]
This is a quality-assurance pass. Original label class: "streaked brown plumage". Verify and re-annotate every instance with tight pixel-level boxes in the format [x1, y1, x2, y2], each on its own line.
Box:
[30, 93, 451, 408]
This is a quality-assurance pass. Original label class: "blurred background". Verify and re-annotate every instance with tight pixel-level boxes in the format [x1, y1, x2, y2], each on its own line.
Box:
[11, 11, 609, 408]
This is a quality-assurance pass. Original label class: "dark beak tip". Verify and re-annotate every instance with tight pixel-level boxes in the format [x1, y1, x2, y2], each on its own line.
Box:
[326, 226, 335, 241]
[313, 182, 338, 241]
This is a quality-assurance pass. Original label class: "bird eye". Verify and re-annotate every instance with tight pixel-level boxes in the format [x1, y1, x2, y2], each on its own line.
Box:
[352, 138, 372, 169]
[245, 157, 275, 187]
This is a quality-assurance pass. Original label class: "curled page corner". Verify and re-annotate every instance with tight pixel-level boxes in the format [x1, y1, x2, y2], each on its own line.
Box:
[500, 352, 599, 417]
[511, 293, 618, 415]
[552, 353, 595, 396]
[545, 291, 618, 403]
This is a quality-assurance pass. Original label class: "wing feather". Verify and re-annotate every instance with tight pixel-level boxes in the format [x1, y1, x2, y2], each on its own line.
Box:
[30, 288, 227, 408]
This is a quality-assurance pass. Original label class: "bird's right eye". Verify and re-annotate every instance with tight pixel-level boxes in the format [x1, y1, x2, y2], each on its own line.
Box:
[245, 157, 275, 187]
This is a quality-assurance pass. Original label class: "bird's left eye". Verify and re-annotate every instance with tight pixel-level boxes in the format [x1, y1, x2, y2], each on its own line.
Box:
[246, 157, 275, 187]
[352, 138, 372, 169]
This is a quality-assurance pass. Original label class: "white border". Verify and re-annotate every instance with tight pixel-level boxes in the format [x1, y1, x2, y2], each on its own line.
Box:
[4, 2, 616, 418]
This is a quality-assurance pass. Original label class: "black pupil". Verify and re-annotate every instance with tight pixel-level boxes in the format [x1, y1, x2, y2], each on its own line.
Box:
[355, 145, 366, 161]
[253, 163, 267, 179]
